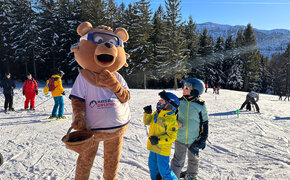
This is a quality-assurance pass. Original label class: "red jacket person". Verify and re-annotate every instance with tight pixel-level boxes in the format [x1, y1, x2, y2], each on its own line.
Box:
[23, 73, 38, 110]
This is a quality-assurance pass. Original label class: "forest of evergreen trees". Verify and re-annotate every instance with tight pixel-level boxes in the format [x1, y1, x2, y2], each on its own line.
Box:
[0, 0, 290, 94]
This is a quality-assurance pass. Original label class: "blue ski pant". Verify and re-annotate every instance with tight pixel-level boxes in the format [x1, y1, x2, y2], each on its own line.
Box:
[148, 151, 178, 180]
[52, 96, 64, 117]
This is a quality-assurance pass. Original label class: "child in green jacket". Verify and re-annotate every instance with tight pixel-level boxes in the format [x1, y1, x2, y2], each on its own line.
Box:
[171, 78, 209, 180]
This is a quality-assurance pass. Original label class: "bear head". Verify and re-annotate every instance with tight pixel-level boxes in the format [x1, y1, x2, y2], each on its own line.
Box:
[71, 22, 129, 73]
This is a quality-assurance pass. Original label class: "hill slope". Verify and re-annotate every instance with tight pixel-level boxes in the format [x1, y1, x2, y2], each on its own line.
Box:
[0, 87, 289, 179]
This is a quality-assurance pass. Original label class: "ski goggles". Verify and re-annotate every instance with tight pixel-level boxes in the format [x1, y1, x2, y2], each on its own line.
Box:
[183, 82, 193, 90]
[80, 32, 124, 47]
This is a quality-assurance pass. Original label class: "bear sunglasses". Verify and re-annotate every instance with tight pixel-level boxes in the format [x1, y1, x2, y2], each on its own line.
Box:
[80, 32, 124, 47]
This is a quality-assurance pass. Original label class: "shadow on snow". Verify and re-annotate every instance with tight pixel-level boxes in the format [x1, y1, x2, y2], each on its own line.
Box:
[274, 116, 290, 120]
[209, 111, 237, 116]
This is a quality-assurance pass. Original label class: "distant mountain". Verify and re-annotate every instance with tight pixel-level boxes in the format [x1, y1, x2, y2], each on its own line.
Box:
[196, 22, 290, 57]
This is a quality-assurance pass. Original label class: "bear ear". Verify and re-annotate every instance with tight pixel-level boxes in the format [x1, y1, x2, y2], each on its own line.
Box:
[77, 22, 93, 36]
[114, 28, 129, 42]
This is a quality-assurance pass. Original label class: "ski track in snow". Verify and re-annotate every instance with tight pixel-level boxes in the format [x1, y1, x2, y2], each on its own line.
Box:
[0, 87, 289, 180]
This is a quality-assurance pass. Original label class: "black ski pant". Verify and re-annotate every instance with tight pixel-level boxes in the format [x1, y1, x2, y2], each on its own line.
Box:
[4, 93, 13, 110]
[240, 96, 259, 112]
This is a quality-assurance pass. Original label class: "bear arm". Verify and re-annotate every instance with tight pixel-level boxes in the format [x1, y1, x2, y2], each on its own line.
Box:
[71, 98, 88, 130]
[115, 87, 130, 103]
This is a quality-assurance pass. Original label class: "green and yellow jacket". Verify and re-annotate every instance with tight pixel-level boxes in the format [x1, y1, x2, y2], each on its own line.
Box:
[143, 110, 178, 156]
[177, 96, 208, 145]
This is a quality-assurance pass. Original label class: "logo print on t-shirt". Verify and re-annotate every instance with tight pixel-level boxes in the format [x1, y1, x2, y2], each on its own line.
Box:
[89, 100, 98, 108]
[89, 99, 116, 109]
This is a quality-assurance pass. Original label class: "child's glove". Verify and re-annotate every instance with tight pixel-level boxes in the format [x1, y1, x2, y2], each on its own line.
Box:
[197, 141, 206, 150]
[188, 143, 199, 156]
[22, 91, 25, 96]
[36, 90, 38, 95]
[149, 136, 159, 145]
[188, 140, 206, 156]
[62, 91, 65, 95]
[143, 105, 152, 114]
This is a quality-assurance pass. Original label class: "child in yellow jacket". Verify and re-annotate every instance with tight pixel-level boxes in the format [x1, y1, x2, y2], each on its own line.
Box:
[143, 90, 180, 180]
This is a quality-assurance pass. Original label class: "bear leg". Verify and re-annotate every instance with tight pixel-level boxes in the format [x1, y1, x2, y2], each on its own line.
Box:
[75, 141, 100, 180]
[103, 134, 125, 180]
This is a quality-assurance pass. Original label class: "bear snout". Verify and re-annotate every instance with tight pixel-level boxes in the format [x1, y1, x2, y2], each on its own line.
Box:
[104, 42, 113, 48]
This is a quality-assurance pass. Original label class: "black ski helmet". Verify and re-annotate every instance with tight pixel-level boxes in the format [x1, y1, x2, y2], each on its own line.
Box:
[183, 78, 205, 97]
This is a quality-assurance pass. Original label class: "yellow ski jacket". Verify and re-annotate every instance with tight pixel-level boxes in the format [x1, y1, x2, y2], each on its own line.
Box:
[50, 75, 64, 97]
[143, 110, 178, 156]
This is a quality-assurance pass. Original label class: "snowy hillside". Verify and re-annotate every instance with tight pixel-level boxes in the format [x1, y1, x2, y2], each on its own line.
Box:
[0, 86, 289, 180]
[196, 22, 290, 57]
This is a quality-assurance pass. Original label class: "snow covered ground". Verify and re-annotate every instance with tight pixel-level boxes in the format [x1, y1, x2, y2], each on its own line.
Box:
[0, 86, 289, 180]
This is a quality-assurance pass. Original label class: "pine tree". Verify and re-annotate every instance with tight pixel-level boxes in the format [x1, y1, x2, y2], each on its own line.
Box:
[257, 56, 272, 93]
[55, 0, 82, 82]
[0, 0, 14, 75]
[135, 0, 153, 89]
[80, 0, 106, 26]
[164, 0, 189, 89]
[184, 16, 199, 60]
[104, 0, 119, 29]
[124, 1, 152, 88]
[197, 28, 214, 86]
[184, 15, 199, 79]
[223, 35, 235, 88]
[229, 28, 245, 90]
[8, 0, 39, 79]
[242, 23, 261, 91]
[149, 5, 168, 84]
[213, 36, 226, 86]
[36, 0, 59, 76]
[281, 43, 290, 93]
[122, 3, 139, 79]
[67, 0, 83, 79]
[269, 54, 284, 94]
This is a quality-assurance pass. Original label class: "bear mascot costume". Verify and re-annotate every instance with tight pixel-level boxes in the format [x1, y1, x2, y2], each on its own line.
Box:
[69, 22, 131, 180]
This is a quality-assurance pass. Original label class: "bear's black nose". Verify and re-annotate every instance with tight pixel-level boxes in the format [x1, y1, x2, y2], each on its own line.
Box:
[104, 42, 112, 48]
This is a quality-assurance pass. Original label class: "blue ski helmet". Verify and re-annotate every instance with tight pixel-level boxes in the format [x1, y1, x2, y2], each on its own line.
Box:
[183, 78, 205, 97]
[159, 90, 180, 112]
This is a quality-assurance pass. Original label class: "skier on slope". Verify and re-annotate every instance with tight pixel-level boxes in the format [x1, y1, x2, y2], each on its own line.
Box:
[48, 70, 66, 119]
[0, 72, 16, 112]
[240, 91, 260, 113]
[212, 86, 217, 94]
[171, 78, 209, 180]
[22, 73, 38, 110]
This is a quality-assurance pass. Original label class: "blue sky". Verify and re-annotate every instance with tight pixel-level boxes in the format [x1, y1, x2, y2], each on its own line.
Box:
[115, 0, 290, 30]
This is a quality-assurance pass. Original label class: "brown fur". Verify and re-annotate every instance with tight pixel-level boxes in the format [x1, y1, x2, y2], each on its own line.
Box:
[70, 22, 131, 179]
[79, 69, 130, 103]
[75, 124, 128, 180]
[71, 98, 88, 130]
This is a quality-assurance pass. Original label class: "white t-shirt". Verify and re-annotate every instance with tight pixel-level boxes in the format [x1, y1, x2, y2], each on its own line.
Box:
[70, 72, 130, 130]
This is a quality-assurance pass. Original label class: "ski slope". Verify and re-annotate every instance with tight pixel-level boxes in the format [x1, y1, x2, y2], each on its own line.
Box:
[0, 86, 289, 180]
